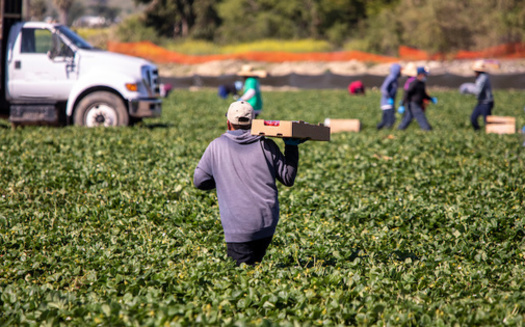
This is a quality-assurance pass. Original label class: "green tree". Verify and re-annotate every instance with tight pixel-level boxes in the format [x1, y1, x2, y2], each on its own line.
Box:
[126, 0, 523, 53]
[29, 0, 47, 20]
[68, 1, 86, 25]
[190, 0, 220, 40]
[491, 0, 525, 43]
[216, 0, 369, 44]
[316, 0, 366, 45]
[92, 0, 121, 23]
[134, 0, 199, 38]
[357, 0, 525, 55]
[216, 0, 255, 43]
[112, 14, 160, 42]
[53, 0, 74, 24]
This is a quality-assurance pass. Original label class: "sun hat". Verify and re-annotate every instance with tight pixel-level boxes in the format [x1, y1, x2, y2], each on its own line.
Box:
[401, 63, 417, 77]
[237, 64, 268, 78]
[472, 60, 486, 72]
[227, 101, 254, 126]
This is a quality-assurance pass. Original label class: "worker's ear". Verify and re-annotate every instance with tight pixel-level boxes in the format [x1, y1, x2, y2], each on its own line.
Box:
[227, 120, 233, 131]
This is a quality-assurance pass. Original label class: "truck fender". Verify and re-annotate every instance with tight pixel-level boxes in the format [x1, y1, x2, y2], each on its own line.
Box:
[66, 70, 137, 117]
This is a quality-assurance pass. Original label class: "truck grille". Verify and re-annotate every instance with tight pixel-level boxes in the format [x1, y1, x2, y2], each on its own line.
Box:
[142, 66, 160, 97]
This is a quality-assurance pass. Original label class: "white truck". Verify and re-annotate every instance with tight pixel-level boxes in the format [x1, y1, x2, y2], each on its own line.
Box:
[1, 1, 162, 127]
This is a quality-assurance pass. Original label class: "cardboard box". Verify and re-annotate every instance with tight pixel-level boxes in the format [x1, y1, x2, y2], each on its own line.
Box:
[251, 119, 330, 141]
[486, 116, 515, 125]
[486, 123, 516, 134]
[485, 116, 516, 134]
[323, 118, 361, 133]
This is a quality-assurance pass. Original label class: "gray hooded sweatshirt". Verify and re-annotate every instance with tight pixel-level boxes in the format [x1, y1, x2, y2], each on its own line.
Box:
[194, 129, 298, 243]
[380, 63, 401, 110]
[474, 72, 494, 104]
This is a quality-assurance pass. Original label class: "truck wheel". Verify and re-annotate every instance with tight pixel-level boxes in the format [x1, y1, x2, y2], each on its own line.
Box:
[74, 91, 129, 127]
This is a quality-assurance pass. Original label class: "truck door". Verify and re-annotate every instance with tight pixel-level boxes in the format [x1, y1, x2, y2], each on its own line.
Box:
[7, 27, 79, 99]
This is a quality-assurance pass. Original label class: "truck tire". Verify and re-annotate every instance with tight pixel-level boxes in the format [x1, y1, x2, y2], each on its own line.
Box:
[74, 91, 129, 127]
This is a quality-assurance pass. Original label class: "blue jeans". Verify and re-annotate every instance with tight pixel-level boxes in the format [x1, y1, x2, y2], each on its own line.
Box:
[398, 102, 432, 131]
[377, 108, 395, 129]
[471, 102, 494, 130]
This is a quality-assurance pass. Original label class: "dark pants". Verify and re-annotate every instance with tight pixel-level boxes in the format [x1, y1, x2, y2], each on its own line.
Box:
[377, 108, 395, 129]
[226, 236, 273, 266]
[470, 102, 494, 130]
[398, 102, 432, 131]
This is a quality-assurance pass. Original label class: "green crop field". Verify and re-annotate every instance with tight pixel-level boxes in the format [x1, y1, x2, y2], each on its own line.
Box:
[1, 89, 524, 326]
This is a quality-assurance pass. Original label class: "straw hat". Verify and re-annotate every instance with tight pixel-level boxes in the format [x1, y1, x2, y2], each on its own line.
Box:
[472, 60, 487, 72]
[401, 62, 417, 77]
[237, 64, 268, 78]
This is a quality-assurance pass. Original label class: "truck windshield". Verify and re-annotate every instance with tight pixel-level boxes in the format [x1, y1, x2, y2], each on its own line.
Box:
[56, 25, 94, 50]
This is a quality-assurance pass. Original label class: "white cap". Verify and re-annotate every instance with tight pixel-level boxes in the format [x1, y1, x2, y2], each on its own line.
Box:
[227, 101, 254, 126]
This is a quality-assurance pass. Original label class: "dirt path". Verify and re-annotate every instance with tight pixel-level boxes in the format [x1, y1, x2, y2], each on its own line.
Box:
[159, 59, 525, 77]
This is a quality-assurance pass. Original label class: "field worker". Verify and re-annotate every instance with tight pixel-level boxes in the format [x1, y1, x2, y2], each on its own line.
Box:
[398, 63, 418, 115]
[397, 67, 437, 131]
[469, 60, 494, 131]
[218, 81, 243, 99]
[402, 65, 432, 111]
[193, 101, 305, 266]
[377, 63, 401, 129]
[237, 65, 267, 118]
[402, 63, 418, 91]
[348, 80, 365, 95]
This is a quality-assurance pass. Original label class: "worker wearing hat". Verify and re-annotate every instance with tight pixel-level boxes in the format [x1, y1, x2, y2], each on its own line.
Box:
[398, 66, 437, 131]
[401, 62, 418, 91]
[193, 101, 306, 266]
[470, 60, 495, 130]
[237, 65, 267, 117]
[396, 63, 418, 116]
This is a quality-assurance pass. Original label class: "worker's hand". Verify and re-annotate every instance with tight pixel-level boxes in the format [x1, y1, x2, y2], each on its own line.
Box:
[397, 106, 405, 114]
[431, 97, 438, 104]
[387, 98, 394, 105]
[283, 138, 307, 146]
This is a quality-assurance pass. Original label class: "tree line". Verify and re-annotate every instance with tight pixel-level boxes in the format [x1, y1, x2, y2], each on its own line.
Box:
[135, 0, 525, 55]
[30, 0, 525, 55]
[28, 0, 121, 27]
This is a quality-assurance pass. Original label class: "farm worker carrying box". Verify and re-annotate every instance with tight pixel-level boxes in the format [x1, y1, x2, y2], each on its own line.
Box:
[193, 101, 307, 266]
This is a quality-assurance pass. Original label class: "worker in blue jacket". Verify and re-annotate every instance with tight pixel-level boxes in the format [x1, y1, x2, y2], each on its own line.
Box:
[377, 63, 401, 129]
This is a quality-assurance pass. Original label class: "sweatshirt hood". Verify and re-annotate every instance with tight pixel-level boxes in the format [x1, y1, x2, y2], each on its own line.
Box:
[224, 129, 261, 144]
[390, 63, 401, 77]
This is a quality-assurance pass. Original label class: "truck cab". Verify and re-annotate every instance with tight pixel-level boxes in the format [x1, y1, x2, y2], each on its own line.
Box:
[1, 2, 162, 127]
